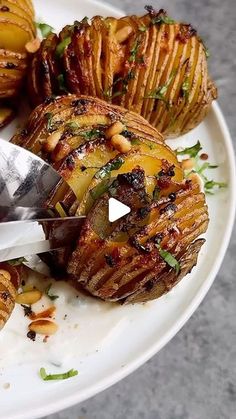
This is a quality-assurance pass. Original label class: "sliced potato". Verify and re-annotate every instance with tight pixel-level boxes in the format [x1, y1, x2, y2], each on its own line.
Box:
[27, 7, 217, 137]
[0, 0, 36, 122]
[0, 262, 23, 330]
[12, 95, 209, 304]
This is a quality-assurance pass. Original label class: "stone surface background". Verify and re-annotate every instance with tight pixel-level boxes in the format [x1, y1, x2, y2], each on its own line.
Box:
[45, 1, 236, 418]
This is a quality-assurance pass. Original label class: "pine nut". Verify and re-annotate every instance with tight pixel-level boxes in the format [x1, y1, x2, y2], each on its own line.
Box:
[43, 131, 61, 153]
[181, 158, 195, 170]
[29, 306, 56, 320]
[29, 319, 58, 335]
[0, 270, 11, 282]
[25, 37, 41, 53]
[115, 26, 133, 43]
[111, 134, 131, 153]
[16, 289, 42, 305]
[105, 121, 125, 139]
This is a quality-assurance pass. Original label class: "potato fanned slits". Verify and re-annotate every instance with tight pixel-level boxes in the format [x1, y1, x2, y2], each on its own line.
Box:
[0, 263, 22, 330]
[11, 95, 209, 303]
[0, 0, 36, 127]
[27, 8, 217, 137]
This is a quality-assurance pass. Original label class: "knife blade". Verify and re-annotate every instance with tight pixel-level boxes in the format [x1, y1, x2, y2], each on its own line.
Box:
[0, 216, 86, 262]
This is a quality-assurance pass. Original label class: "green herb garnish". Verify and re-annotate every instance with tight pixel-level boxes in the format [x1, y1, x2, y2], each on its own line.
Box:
[56, 37, 71, 58]
[40, 367, 78, 381]
[177, 141, 227, 194]
[145, 70, 177, 106]
[57, 74, 68, 92]
[204, 180, 227, 193]
[95, 157, 125, 180]
[105, 70, 135, 99]
[205, 48, 210, 59]
[181, 79, 190, 100]
[90, 179, 111, 200]
[156, 244, 180, 274]
[45, 284, 59, 301]
[130, 138, 141, 145]
[45, 112, 53, 131]
[7, 257, 27, 266]
[129, 36, 142, 63]
[139, 25, 147, 32]
[65, 121, 80, 131]
[79, 129, 102, 140]
[177, 141, 202, 158]
[36, 22, 54, 38]
[152, 15, 175, 25]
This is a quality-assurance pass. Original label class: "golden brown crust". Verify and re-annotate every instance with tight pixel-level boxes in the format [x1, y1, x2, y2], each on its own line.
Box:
[0, 263, 22, 330]
[0, 0, 35, 123]
[27, 8, 217, 137]
[12, 95, 209, 304]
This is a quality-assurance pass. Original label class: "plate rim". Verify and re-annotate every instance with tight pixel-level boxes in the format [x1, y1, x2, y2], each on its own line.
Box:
[13, 103, 234, 419]
[1, 0, 236, 416]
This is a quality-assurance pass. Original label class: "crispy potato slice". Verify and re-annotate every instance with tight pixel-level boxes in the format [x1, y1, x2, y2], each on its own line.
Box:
[0, 262, 23, 330]
[12, 95, 209, 304]
[27, 8, 216, 137]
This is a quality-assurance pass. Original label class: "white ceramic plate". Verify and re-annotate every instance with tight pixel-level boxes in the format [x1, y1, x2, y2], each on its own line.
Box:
[0, 1, 235, 418]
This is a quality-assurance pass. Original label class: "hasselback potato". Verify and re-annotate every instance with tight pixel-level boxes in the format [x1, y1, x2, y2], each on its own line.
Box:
[0, 263, 22, 330]
[0, 0, 36, 126]
[28, 7, 217, 138]
[12, 95, 209, 303]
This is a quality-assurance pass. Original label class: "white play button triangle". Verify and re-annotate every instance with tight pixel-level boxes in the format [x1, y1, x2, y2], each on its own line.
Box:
[108, 198, 131, 222]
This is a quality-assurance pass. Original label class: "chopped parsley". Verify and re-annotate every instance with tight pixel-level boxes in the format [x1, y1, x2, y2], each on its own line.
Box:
[36, 22, 54, 38]
[151, 15, 175, 25]
[130, 138, 141, 145]
[56, 37, 71, 58]
[7, 257, 26, 266]
[45, 284, 59, 301]
[145, 70, 177, 106]
[177, 141, 227, 194]
[204, 180, 227, 193]
[79, 129, 102, 140]
[181, 78, 190, 100]
[129, 36, 142, 63]
[177, 141, 202, 158]
[95, 157, 125, 180]
[155, 243, 180, 274]
[45, 112, 54, 131]
[105, 70, 135, 99]
[65, 121, 80, 131]
[90, 178, 111, 200]
[57, 74, 68, 92]
[139, 25, 147, 32]
[40, 367, 78, 381]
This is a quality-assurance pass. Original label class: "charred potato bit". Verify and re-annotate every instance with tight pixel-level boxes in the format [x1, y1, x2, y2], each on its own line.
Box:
[11, 95, 209, 303]
[28, 7, 217, 137]
[0, 262, 23, 330]
[0, 0, 36, 125]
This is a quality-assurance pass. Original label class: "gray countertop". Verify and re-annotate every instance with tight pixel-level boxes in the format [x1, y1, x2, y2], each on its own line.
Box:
[45, 1, 236, 418]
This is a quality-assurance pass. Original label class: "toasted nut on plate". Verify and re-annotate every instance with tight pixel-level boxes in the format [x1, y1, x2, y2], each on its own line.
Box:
[43, 131, 61, 153]
[181, 158, 195, 170]
[25, 37, 41, 53]
[105, 121, 125, 139]
[29, 306, 56, 320]
[111, 134, 131, 153]
[29, 319, 58, 335]
[16, 289, 42, 305]
[0, 270, 11, 282]
[115, 26, 133, 43]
